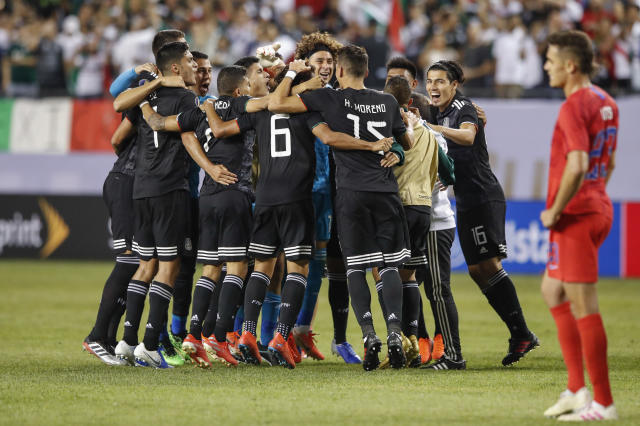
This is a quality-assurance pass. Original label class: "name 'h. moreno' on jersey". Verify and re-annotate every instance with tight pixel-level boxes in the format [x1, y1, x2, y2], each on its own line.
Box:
[243, 110, 324, 206]
[128, 86, 198, 199]
[177, 95, 255, 198]
[436, 91, 504, 210]
[547, 85, 618, 215]
[299, 87, 407, 193]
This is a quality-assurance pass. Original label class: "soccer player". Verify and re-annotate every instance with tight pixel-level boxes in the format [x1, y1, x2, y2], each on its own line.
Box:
[113, 42, 198, 368]
[426, 60, 538, 366]
[82, 114, 139, 366]
[236, 68, 394, 368]
[375, 76, 437, 368]
[270, 46, 414, 371]
[540, 30, 618, 421]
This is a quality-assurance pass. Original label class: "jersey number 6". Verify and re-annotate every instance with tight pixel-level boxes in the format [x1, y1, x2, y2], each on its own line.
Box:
[271, 114, 291, 158]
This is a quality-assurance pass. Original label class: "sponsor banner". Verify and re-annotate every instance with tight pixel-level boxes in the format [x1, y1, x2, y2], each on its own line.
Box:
[0, 195, 112, 260]
[70, 99, 121, 151]
[623, 202, 640, 277]
[0, 99, 13, 151]
[9, 98, 72, 153]
[451, 200, 622, 277]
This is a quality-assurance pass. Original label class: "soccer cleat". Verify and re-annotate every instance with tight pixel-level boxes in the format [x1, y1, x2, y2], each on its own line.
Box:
[287, 333, 302, 364]
[432, 334, 444, 360]
[114, 340, 136, 366]
[268, 332, 296, 369]
[405, 335, 420, 367]
[203, 334, 238, 366]
[159, 343, 185, 367]
[424, 355, 467, 370]
[557, 401, 618, 422]
[181, 333, 211, 368]
[226, 331, 241, 356]
[331, 339, 362, 364]
[362, 333, 382, 371]
[238, 331, 262, 365]
[168, 331, 189, 361]
[133, 342, 173, 369]
[502, 332, 540, 366]
[294, 330, 325, 361]
[419, 337, 433, 364]
[544, 388, 592, 418]
[387, 332, 406, 369]
[83, 338, 128, 366]
[258, 342, 277, 366]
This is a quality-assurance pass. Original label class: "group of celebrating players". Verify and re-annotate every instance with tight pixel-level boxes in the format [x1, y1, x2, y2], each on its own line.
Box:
[81, 26, 619, 421]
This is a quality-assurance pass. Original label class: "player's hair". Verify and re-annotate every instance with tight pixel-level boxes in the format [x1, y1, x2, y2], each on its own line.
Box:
[336, 45, 368, 78]
[295, 32, 343, 60]
[386, 56, 417, 80]
[156, 42, 189, 74]
[234, 56, 260, 69]
[152, 29, 185, 57]
[547, 30, 595, 75]
[426, 60, 465, 84]
[410, 93, 436, 124]
[217, 65, 247, 95]
[273, 65, 313, 88]
[384, 76, 412, 107]
[191, 51, 208, 60]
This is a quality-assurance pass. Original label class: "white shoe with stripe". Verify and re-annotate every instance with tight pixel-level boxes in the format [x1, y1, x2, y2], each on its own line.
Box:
[83, 340, 128, 366]
[557, 401, 618, 422]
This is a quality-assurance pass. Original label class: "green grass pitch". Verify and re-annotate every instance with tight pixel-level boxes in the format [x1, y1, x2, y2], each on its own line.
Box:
[0, 260, 638, 425]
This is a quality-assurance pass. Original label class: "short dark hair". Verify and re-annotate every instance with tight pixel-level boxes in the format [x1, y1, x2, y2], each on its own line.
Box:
[191, 51, 208, 61]
[156, 42, 189, 74]
[234, 56, 260, 69]
[217, 65, 247, 95]
[336, 45, 368, 78]
[384, 76, 412, 107]
[547, 30, 595, 75]
[410, 93, 436, 124]
[386, 56, 417, 80]
[426, 60, 465, 84]
[152, 29, 185, 57]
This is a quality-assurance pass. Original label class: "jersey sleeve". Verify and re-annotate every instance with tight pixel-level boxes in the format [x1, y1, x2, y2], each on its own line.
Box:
[305, 112, 325, 130]
[124, 108, 141, 126]
[178, 91, 199, 114]
[128, 70, 157, 89]
[236, 111, 256, 133]
[299, 88, 333, 112]
[557, 100, 589, 153]
[177, 107, 204, 132]
[457, 103, 479, 129]
[231, 96, 252, 115]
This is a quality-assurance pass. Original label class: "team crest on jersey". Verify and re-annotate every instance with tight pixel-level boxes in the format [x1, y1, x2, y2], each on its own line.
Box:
[184, 237, 193, 252]
[443, 117, 450, 128]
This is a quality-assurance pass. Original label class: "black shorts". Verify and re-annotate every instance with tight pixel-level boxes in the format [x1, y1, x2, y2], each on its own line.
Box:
[133, 189, 188, 261]
[249, 199, 315, 261]
[103, 172, 134, 254]
[197, 190, 252, 265]
[403, 205, 431, 269]
[183, 196, 198, 259]
[457, 201, 507, 265]
[335, 189, 410, 269]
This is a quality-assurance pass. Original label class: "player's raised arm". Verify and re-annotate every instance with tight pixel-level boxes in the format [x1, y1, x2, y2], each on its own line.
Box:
[245, 95, 271, 113]
[202, 99, 241, 138]
[268, 60, 310, 113]
[139, 101, 180, 132]
[313, 123, 393, 152]
[181, 131, 238, 186]
[113, 75, 185, 112]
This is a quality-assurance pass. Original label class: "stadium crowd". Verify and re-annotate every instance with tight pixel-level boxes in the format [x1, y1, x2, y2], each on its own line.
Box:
[1, 0, 640, 98]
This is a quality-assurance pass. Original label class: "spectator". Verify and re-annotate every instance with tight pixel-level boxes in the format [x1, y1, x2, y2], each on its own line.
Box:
[36, 19, 67, 97]
[356, 19, 390, 89]
[461, 21, 494, 93]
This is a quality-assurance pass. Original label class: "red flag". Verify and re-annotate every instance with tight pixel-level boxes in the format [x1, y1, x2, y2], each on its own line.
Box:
[388, 0, 405, 52]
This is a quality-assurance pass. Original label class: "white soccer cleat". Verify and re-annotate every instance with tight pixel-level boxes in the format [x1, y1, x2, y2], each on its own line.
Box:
[114, 340, 136, 365]
[82, 339, 127, 366]
[557, 401, 618, 422]
[133, 343, 172, 369]
[544, 387, 592, 418]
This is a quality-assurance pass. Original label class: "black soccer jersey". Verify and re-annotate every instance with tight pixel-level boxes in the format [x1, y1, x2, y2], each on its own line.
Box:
[110, 113, 138, 176]
[299, 87, 406, 193]
[243, 111, 323, 206]
[436, 92, 504, 210]
[129, 86, 198, 199]
[177, 95, 255, 198]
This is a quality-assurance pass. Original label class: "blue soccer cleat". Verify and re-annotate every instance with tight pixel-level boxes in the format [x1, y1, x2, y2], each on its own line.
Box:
[331, 339, 362, 364]
[133, 343, 173, 369]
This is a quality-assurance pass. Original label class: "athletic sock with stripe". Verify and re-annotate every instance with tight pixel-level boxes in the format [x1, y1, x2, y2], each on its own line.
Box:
[276, 273, 308, 339]
[142, 281, 174, 351]
[122, 279, 150, 346]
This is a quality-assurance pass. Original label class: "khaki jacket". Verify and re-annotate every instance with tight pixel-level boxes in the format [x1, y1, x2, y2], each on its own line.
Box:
[394, 122, 438, 206]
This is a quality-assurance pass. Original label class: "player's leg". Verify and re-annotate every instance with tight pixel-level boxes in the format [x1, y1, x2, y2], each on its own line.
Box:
[134, 190, 187, 368]
[459, 202, 537, 365]
[423, 228, 465, 370]
[260, 254, 283, 346]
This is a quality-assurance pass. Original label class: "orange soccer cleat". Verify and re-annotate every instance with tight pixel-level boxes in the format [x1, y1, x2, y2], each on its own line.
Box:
[238, 331, 262, 365]
[181, 333, 211, 368]
[294, 330, 325, 361]
[268, 332, 296, 369]
[432, 334, 444, 361]
[287, 332, 302, 364]
[419, 337, 433, 364]
[202, 334, 238, 366]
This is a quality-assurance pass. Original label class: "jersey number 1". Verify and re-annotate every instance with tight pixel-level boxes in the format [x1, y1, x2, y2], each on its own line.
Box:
[271, 114, 291, 158]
